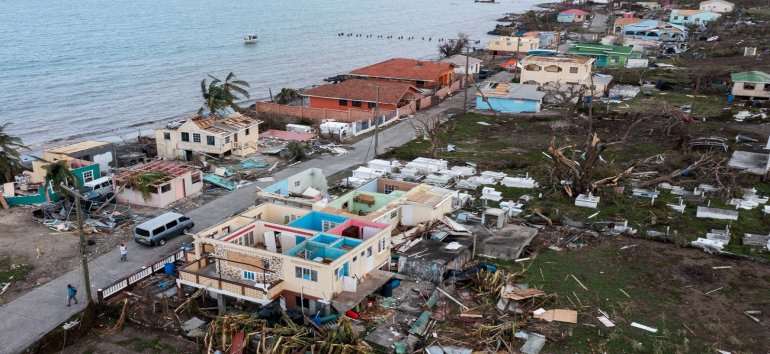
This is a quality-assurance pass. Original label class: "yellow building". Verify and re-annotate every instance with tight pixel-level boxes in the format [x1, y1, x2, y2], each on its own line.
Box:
[486, 36, 540, 55]
[155, 112, 261, 161]
[519, 55, 611, 95]
[29, 140, 115, 184]
[178, 203, 394, 313]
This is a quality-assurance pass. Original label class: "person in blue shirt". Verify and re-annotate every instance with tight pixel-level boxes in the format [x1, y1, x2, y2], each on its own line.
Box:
[67, 284, 78, 306]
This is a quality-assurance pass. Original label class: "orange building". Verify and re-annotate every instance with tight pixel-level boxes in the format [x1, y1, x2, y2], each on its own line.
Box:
[301, 79, 421, 111]
[349, 58, 456, 89]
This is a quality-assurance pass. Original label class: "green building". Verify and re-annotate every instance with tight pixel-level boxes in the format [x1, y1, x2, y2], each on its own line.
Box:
[567, 42, 641, 67]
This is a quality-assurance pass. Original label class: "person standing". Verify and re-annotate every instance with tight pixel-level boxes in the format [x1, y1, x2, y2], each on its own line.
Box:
[66, 284, 78, 306]
[119, 242, 127, 262]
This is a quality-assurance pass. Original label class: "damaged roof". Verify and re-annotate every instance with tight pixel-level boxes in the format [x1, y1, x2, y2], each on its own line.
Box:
[478, 82, 546, 101]
[190, 112, 261, 136]
[731, 71, 770, 83]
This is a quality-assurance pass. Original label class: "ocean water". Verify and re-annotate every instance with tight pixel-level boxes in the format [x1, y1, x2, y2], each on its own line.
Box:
[0, 0, 541, 149]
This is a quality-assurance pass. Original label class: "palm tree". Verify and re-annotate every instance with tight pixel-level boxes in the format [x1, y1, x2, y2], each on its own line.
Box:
[43, 160, 78, 202]
[275, 88, 301, 105]
[0, 123, 28, 183]
[198, 72, 250, 116]
[198, 77, 226, 116]
[120, 172, 170, 202]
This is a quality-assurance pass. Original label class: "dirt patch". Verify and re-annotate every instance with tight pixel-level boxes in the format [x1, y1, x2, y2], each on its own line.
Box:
[0, 207, 81, 304]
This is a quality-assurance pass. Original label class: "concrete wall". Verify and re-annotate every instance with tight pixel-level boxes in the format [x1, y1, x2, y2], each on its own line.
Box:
[700, 1, 733, 12]
[487, 37, 540, 54]
[732, 82, 770, 99]
[155, 120, 260, 160]
[308, 97, 397, 111]
[520, 58, 593, 85]
[116, 172, 202, 208]
[194, 224, 391, 301]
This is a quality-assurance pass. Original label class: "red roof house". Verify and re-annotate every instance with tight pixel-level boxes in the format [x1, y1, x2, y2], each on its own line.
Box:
[301, 79, 421, 111]
[349, 58, 456, 89]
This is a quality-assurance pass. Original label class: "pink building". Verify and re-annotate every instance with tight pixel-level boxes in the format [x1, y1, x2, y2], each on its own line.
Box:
[114, 160, 203, 208]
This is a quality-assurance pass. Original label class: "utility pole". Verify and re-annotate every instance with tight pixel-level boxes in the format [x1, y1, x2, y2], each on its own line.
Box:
[374, 86, 380, 156]
[463, 46, 470, 113]
[61, 185, 93, 303]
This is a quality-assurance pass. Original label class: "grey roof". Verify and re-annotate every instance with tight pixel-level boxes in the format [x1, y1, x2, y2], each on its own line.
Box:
[477, 82, 546, 101]
[440, 54, 484, 67]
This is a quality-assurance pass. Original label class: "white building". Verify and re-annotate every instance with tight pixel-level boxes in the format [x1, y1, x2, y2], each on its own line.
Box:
[699, 0, 734, 13]
[439, 55, 484, 75]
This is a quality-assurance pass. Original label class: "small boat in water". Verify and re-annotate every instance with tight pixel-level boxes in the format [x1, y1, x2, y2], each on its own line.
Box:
[244, 34, 258, 44]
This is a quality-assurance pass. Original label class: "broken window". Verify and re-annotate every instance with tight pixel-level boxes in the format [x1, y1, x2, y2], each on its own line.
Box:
[383, 184, 396, 194]
[416, 81, 426, 87]
[163, 132, 171, 140]
[160, 184, 171, 193]
[764, 84, 770, 92]
[207, 135, 215, 146]
[352, 101, 362, 107]
[545, 65, 562, 72]
[295, 266, 318, 282]
[339, 99, 348, 106]
[245, 128, 250, 135]
[181, 132, 190, 142]
[368, 102, 376, 109]
[322, 220, 338, 232]
[524, 64, 541, 71]
[191, 172, 202, 184]
[744, 83, 756, 90]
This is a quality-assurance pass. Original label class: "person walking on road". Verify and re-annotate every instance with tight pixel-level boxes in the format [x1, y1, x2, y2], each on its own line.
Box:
[119, 242, 127, 262]
[66, 284, 78, 306]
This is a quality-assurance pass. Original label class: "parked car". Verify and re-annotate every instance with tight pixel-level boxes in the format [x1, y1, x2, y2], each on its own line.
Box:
[81, 176, 113, 197]
[134, 212, 194, 246]
[478, 69, 492, 80]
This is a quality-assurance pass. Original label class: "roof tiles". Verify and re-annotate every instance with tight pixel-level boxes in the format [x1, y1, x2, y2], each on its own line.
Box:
[350, 58, 454, 82]
[301, 79, 418, 105]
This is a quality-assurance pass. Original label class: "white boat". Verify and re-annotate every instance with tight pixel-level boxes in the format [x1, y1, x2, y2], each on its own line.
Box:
[244, 34, 258, 44]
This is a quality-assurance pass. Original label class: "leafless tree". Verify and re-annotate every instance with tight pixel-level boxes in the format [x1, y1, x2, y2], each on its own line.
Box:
[541, 81, 589, 120]
[438, 33, 470, 58]
[406, 113, 445, 158]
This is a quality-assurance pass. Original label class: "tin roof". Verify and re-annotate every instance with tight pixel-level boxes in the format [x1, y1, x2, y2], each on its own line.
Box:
[477, 82, 546, 101]
[45, 140, 112, 155]
[730, 71, 770, 83]
[190, 112, 261, 136]
[560, 9, 589, 15]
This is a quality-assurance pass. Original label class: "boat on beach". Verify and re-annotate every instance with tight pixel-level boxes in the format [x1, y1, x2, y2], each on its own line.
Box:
[244, 34, 258, 44]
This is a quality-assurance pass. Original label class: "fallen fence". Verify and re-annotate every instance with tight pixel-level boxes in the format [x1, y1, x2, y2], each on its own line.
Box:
[97, 248, 186, 302]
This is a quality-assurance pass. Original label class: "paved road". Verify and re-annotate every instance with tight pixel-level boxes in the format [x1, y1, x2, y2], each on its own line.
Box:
[0, 85, 476, 354]
[587, 12, 608, 34]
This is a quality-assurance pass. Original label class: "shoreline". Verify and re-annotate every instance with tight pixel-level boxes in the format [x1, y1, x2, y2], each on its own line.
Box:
[17, 5, 537, 158]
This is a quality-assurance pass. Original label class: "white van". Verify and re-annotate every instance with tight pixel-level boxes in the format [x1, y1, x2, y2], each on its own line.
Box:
[82, 176, 113, 196]
[134, 212, 194, 246]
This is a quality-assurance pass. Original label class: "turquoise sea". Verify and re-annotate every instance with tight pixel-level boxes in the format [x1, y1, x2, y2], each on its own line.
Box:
[0, 0, 541, 148]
